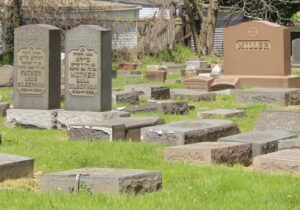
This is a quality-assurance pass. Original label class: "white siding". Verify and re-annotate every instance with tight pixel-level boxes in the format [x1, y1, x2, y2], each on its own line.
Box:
[112, 31, 137, 49]
[139, 7, 170, 19]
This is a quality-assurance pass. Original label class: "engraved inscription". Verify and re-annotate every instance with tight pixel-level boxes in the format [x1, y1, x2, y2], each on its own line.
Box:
[16, 46, 46, 94]
[236, 40, 271, 51]
[67, 47, 98, 96]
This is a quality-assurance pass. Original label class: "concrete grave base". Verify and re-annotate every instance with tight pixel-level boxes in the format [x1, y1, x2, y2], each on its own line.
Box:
[253, 149, 300, 174]
[234, 88, 300, 106]
[68, 117, 164, 141]
[198, 109, 245, 118]
[170, 89, 216, 102]
[124, 84, 170, 100]
[255, 110, 300, 132]
[41, 168, 162, 195]
[218, 130, 296, 157]
[141, 119, 240, 145]
[0, 153, 34, 182]
[6, 109, 130, 129]
[279, 138, 300, 150]
[165, 142, 252, 166]
[148, 100, 189, 115]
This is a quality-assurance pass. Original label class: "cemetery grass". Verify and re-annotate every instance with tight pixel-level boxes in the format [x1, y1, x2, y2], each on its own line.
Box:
[1, 88, 300, 209]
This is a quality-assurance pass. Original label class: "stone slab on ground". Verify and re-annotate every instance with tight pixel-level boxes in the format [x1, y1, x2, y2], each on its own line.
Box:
[118, 104, 158, 113]
[6, 109, 130, 129]
[40, 168, 162, 195]
[68, 117, 164, 141]
[198, 109, 245, 118]
[0, 65, 13, 87]
[234, 88, 300, 106]
[148, 100, 189, 115]
[124, 84, 170, 100]
[112, 91, 139, 105]
[165, 142, 252, 166]
[0, 153, 34, 182]
[279, 138, 300, 150]
[218, 130, 296, 157]
[141, 119, 240, 145]
[0, 103, 10, 117]
[253, 149, 300, 174]
[255, 110, 300, 132]
[170, 89, 216, 102]
[183, 76, 214, 92]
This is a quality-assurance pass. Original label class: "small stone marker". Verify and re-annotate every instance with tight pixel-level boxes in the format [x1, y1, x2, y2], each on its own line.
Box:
[65, 25, 112, 112]
[112, 91, 139, 105]
[124, 84, 170, 100]
[170, 89, 216, 101]
[165, 142, 252, 166]
[0, 65, 13, 87]
[0, 153, 34, 182]
[210, 76, 239, 91]
[235, 88, 300, 106]
[6, 109, 130, 129]
[68, 117, 164, 141]
[186, 60, 209, 70]
[198, 109, 245, 118]
[279, 138, 300, 150]
[255, 110, 300, 132]
[253, 149, 300, 174]
[292, 39, 300, 64]
[148, 100, 189, 115]
[141, 119, 240, 145]
[14, 24, 61, 109]
[0, 102, 10, 116]
[218, 130, 296, 157]
[183, 76, 214, 92]
[41, 168, 162, 195]
[146, 71, 167, 83]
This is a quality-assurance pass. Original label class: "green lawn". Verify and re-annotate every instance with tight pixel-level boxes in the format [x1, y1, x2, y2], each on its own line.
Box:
[1, 87, 300, 210]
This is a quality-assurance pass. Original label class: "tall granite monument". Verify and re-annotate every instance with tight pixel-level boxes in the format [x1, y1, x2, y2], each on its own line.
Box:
[65, 25, 112, 112]
[211, 21, 300, 89]
[14, 24, 61, 109]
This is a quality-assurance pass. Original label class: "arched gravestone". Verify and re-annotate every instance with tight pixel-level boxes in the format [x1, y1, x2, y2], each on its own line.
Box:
[14, 24, 61, 109]
[211, 21, 300, 89]
[65, 25, 112, 112]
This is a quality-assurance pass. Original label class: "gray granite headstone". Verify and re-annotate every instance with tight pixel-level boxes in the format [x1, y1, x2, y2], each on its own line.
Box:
[292, 39, 300, 64]
[14, 24, 61, 110]
[65, 25, 112, 112]
[0, 65, 13, 87]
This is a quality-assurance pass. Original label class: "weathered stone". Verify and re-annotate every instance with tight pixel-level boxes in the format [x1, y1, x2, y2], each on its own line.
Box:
[112, 91, 139, 105]
[255, 110, 300, 132]
[181, 69, 211, 77]
[0, 102, 10, 116]
[116, 70, 142, 77]
[183, 76, 214, 92]
[119, 104, 158, 114]
[141, 119, 240, 145]
[292, 39, 300, 64]
[146, 71, 167, 83]
[65, 25, 112, 112]
[186, 60, 209, 70]
[253, 149, 300, 174]
[0, 153, 34, 182]
[56, 110, 130, 129]
[279, 138, 300, 150]
[41, 168, 162, 195]
[165, 142, 252, 166]
[6, 109, 129, 129]
[0, 65, 13, 87]
[68, 117, 164, 141]
[235, 88, 300, 106]
[14, 24, 61, 110]
[148, 100, 189, 115]
[170, 89, 216, 102]
[124, 84, 170, 100]
[218, 130, 296, 157]
[198, 109, 245, 118]
[211, 76, 239, 91]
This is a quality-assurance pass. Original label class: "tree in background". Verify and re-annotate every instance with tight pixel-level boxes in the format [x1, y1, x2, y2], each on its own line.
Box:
[184, 0, 295, 57]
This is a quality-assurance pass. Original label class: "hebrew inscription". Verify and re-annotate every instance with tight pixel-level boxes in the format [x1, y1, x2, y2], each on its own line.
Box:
[67, 47, 98, 96]
[16, 46, 46, 94]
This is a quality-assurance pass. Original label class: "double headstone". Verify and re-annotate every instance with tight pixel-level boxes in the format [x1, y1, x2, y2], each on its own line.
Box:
[65, 25, 112, 112]
[14, 24, 61, 109]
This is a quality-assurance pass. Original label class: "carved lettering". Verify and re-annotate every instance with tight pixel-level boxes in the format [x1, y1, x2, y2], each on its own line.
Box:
[16, 46, 46, 94]
[236, 41, 271, 51]
[67, 47, 98, 96]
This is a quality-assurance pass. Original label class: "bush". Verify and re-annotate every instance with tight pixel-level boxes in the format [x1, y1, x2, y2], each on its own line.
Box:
[0, 52, 14, 66]
[157, 44, 196, 64]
